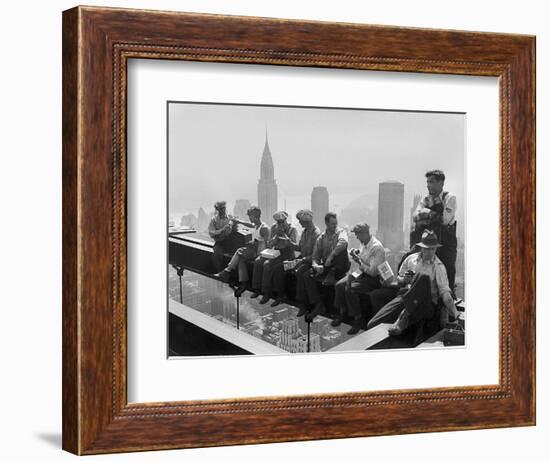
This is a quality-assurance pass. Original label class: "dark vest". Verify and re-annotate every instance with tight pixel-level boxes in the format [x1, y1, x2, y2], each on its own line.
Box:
[409, 192, 457, 248]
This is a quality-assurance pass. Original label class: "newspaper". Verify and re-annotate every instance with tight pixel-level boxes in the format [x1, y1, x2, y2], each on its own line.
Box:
[377, 260, 395, 282]
[260, 249, 281, 260]
[283, 259, 299, 271]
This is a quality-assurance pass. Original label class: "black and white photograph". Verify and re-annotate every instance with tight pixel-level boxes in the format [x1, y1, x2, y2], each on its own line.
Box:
[168, 102, 466, 356]
[3, 0, 542, 459]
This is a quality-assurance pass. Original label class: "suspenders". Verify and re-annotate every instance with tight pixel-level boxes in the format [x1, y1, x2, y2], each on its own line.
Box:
[410, 191, 454, 247]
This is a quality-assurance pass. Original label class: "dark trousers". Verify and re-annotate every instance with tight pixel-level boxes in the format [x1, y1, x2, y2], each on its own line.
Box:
[439, 222, 457, 293]
[334, 273, 381, 318]
[436, 245, 457, 294]
[271, 261, 288, 298]
[294, 262, 312, 303]
[252, 256, 284, 295]
[367, 274, 436, 330]
[213, 242, 231, 272]
[369, 286, 400, 315]
[302, 266, 348, 306]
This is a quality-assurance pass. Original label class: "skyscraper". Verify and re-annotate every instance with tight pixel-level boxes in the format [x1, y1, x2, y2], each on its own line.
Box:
[277, 318, 302, 353]
[277, 318, 320, 353]
[233, 199, 251, 219]
[410, 193, 422, 227]
[408, 193, 422, 247]
[257, 131, 278, 224]
[311, 186, 329, 229]
[196, 207, 209, 231]
[179, 213, 197, 228]
[377, 181, 405, 251]
[295, 333, 321, 353]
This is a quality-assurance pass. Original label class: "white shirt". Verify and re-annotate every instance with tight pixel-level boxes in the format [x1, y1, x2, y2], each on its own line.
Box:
[357, 236, 386, 278]
[414, 191, 457, 226]
[251, 222, 269, 253]
[399, 253, 451, 304]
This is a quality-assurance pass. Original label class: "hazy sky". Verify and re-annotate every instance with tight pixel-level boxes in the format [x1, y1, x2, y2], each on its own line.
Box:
[168, 102, 465, 227]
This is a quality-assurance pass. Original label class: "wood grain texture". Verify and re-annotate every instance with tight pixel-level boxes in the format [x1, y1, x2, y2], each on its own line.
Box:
[61, 6, 80, 454]
[62, 5, 536, 455]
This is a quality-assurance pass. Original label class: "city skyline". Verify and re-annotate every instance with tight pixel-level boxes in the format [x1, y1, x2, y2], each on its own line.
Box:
[168, 267, 353, 353]
[171, 182, 456, 240]
[168, 102, 465, 233]
[172, 180, 465, 251]
[168, 101, 467, 356]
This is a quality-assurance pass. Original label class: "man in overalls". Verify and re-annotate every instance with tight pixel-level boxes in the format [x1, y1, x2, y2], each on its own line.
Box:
[410, 170, 458, 295]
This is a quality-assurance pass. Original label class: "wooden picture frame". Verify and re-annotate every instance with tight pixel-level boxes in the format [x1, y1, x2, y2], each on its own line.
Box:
[62, 5, 535, 455]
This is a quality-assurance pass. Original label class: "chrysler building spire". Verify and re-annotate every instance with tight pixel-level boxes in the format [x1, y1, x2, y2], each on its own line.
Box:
[260, 128, 275, 180]
[257, 129, 278, 224]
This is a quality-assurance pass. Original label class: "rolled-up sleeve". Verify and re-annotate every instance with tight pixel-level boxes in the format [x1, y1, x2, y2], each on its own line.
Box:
[312, 236, 322, 265]
[330, 230, 348, 257]
[443, 194, 457, 225]
[362, 246, 386, 277]
[435, 262, 451, 298]
[397, 254, 415, 283]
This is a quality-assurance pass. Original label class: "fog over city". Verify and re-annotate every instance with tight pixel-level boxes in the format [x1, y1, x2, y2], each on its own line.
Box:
[168, 102, 465, 240]
[167, 101, 467, 353]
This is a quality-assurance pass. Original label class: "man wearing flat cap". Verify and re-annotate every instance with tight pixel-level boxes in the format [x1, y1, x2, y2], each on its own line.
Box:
[333, 222, 387, 335]
[208, 201, 237, 272]
[214, 205, 270, 296]
[367, 230, 459, 343]
[250, 210, 298, 304]
[268, 209, 321, 307]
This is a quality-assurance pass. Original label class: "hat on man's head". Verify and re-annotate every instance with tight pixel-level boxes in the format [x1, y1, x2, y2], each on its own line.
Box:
[351, 222, 371, 234]
[214, 200, 226, 210]
[416, 230, 443, 248]
[296, 209, 313, 221]
[273, 210, 289, 222]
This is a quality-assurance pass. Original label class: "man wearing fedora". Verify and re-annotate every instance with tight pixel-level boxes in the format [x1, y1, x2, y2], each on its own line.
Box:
[367, 230, 459, 341]
[332, 222, 387, 335]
